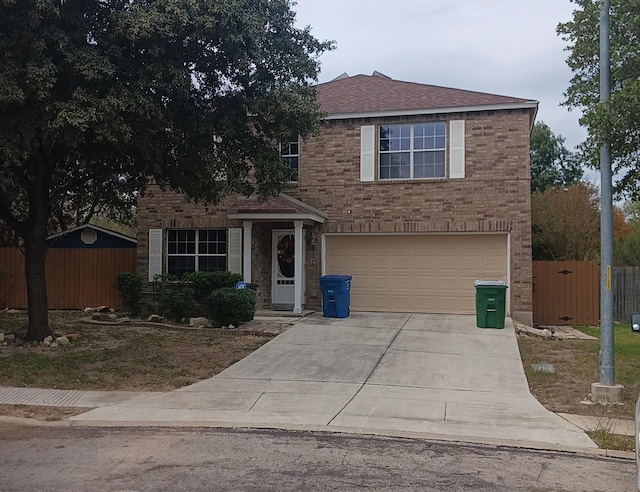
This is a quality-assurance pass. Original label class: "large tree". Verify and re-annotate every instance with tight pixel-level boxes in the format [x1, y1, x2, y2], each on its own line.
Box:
[614, 200, 640, 265]
[531, 183, 601, 261]
[530, 121, 583, 193]
[0, 0, 333, 341]
[558, 0, 640, 199]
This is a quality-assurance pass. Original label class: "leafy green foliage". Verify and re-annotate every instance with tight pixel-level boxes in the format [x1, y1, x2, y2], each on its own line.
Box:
[151, 272, 255, 324]
[152, 275, 195, 322]
[531, 183, 600, 260]
[613, 203, 640, 266]
[185, 271, 243, 303]
[114, 272, 145, 316]
[0, 0, 333, 340]
[530, 121, 583, 192]
[204, 288, 256, 327]
[558, 0, 640, 199]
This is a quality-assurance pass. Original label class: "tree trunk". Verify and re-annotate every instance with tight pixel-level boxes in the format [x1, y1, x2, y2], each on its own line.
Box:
[23, 217, 51, 342]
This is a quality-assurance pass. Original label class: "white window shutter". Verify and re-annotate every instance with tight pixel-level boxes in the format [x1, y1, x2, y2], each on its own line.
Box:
[228, 228, 242, 274]
[449, 120, 465, 179]
[360, 125, 375, 182]
[148, 229, 163, 282]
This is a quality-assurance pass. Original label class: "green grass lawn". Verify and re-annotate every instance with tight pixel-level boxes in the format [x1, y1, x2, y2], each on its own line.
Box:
[575, 323, 640, 394]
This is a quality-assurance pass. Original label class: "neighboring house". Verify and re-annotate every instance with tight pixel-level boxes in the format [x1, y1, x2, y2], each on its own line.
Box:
[137, 72, 537, 325]
[48, 224, 137, 249]
[1, 224, 136, 309]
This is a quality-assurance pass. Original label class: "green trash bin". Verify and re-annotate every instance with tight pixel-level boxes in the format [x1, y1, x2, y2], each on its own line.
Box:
[474, 280, 508, 329]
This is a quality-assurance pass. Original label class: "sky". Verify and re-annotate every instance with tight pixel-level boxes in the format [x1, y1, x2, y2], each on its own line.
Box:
[292, 0, 587, 152]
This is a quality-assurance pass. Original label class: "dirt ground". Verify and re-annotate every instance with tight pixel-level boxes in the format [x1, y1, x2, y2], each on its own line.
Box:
[517, 332, 638, 420]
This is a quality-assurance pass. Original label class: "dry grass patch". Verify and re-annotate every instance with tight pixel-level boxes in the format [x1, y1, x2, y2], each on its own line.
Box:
[517, 325, 640, 420]
[0, 405, 89, 421]
[0, 310, 274, 391]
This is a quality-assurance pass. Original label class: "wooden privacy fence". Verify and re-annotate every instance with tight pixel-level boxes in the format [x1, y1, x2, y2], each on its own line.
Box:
[613, 266, 640, 322]
[533, 261, 600, 326]
[0, 247, 136, 310]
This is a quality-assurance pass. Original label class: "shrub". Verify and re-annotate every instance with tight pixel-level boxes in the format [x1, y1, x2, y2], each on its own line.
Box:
[152, 274, 195, 322]
[114, 272, 144, 316]
[185, 271, 243, 303]
[204, 287, 256, 327]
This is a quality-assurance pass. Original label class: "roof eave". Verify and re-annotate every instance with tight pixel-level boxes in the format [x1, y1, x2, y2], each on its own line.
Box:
[323, 101, 539, 120]
[227, 212, 326, 224]
[47, 224, 137, 243]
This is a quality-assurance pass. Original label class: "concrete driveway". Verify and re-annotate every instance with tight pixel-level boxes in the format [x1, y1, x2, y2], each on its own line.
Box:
[72, 313, 596, 450]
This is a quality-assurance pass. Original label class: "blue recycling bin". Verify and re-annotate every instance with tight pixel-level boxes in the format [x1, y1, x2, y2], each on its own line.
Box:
[318, 275, 352, 318]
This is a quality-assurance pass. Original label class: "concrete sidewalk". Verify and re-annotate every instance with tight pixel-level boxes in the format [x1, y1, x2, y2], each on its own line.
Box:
[61, 312, 599, 451]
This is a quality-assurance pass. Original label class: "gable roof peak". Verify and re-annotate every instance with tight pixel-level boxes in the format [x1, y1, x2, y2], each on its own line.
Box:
[331, 72, 350, 81]
[371, 70, 391, 79]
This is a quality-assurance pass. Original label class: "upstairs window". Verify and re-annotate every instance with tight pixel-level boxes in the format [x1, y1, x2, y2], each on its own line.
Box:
[379, 122, 446, 179]
[281, 137, 299, 182]
[167, 229, 226, 278]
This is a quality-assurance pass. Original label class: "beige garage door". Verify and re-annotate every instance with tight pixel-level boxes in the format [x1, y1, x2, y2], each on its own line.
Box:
[324, 234, 507, 314]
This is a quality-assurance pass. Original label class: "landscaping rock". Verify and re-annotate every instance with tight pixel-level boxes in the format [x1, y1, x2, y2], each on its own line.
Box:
[83, 307, 94, 313]
[5, 334, 15, 341]
[5, 309, 19, 314]
[50, 342, 59, 348]
[108, 314, 118, 320]
[97, 306, 111, 313]
[42, 340, 50, 347]
[44, 335, 53, 343]
[189, 317, 209, 328]
[513, 321, 596, 341]
[56, 336, 70, 346]
[147, 314, 165, 323]
[227, 324, 236, 330]
[91, 312, 112, 321]
[115, 317, 131, 323]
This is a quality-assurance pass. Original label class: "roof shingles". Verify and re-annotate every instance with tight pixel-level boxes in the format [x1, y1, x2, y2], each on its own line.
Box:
[229, 193, 327, 218]
[315, 73, 535, 115]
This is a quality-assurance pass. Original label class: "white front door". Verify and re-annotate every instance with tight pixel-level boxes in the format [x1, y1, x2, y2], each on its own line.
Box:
[272, 230, 296, 308]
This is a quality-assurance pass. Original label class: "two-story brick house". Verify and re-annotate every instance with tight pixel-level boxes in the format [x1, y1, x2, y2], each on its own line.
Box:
[137, 72, 537, 325]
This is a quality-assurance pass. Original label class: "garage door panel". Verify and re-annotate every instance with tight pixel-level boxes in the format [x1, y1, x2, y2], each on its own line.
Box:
[482, 256, 506, 273]
[389, 256, 416, 271]
[325, 234, 507, 314]
[434, 297, 462, 312]
[459, 255, 482, 269]
[363, 274, 389, 287]
[349, 255, 374, 269]
[436, 276, 460, 291]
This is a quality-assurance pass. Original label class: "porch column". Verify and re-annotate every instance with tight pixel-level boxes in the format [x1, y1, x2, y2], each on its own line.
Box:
[243, 221, 252, 283]
[293, 220, 303, 314]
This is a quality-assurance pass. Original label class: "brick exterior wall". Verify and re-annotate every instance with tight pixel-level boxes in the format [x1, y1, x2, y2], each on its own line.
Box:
[137, 108, 533, 324]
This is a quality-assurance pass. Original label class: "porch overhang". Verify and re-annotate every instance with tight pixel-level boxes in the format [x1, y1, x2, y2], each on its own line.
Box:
[227, 193, 327, 315]
[227, 212, 325, 224]
[227, 193, 327, 224]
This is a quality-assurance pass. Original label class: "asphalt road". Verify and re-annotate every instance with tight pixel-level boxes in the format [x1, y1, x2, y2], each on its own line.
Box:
[0, 425, 635, 491]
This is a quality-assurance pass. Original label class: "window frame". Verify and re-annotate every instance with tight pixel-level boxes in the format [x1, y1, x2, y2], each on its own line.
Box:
[378, 122, 447, 180]
[280, 137, 299, 182]
[166, 229, 227, 278]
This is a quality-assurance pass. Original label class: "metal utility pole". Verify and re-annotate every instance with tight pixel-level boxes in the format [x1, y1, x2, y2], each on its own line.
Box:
[595, 0, 619, 397]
